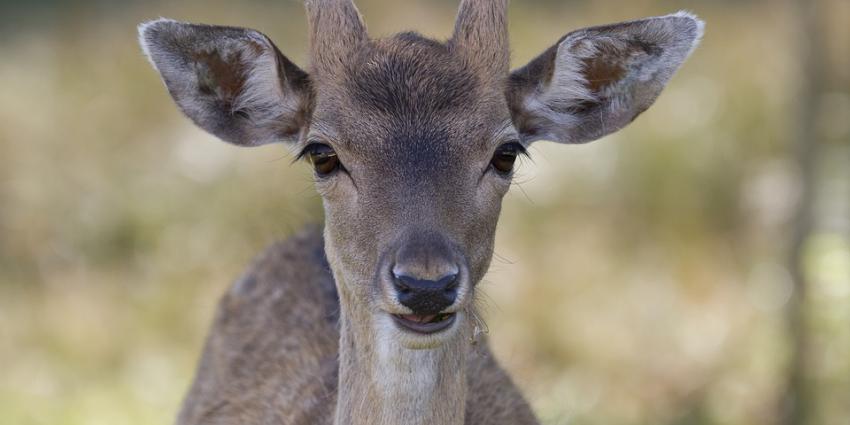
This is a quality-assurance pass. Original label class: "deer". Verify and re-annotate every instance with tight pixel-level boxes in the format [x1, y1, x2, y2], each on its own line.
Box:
[137, 1, 703, 424]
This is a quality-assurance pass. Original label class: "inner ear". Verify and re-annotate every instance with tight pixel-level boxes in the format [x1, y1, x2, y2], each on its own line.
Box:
[193, 48, 252, 103]
[139, 20, 312, 146]
[582, 37, 669, 97]
[570, 39, 663, 117]
[582, 49, 628, 93]
[506, 13, 703, 145]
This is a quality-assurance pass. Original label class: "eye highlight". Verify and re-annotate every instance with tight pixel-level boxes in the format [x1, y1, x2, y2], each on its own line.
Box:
[299, 143, 341, 177]
[490, 141, 526, 175]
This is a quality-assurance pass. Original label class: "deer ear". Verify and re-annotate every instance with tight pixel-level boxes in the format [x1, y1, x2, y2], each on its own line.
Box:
[138, 19, 312, 146]
[507, 12, 703, 144]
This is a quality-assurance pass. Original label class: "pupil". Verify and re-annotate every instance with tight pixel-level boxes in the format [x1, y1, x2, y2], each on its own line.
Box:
[493, 149, 517, 173]
[310, 150, 338, 175]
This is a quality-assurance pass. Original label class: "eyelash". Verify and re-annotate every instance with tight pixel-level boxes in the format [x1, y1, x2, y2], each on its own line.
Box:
[298, 142, 343, 177]
[489, 141, 529, 176]
[294, 142, 320, 162]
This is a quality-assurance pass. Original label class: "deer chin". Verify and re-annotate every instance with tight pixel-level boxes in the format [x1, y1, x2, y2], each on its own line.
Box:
[378, 311, 463, 350]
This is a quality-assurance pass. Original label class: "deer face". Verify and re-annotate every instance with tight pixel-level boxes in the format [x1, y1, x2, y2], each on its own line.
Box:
[307, 35, 519, 345]
[139, 1, 702, 348]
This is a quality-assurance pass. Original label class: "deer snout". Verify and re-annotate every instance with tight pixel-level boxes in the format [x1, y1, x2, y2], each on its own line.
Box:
[392, 269, 459, 315]
[382, 231, 467, 335]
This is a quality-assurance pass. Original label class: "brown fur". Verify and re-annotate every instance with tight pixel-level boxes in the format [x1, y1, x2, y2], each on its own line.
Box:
[137, 1, 702, 424]
[177, 227, 536, 425]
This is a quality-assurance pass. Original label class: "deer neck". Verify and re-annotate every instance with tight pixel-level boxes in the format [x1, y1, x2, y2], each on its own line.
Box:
[333, 289, 470, 425]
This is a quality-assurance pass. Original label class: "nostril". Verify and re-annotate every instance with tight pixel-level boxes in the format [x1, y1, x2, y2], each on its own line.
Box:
[442, 272, 459, 289]
[391, 269, 461, 314]
[393, 271, 459, 291]
[436, 273, 459, 293]
[391, 269, 410, 292]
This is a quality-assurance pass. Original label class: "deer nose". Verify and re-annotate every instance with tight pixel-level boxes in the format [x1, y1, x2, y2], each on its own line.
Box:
[391, 270, 459, 315]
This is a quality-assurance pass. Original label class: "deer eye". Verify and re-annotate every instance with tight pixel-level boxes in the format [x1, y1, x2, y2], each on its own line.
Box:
[490, 142, 525, 175]
[302, 143, 341, 177]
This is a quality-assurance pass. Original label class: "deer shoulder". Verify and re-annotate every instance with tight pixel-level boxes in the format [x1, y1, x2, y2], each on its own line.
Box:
[177, 227, 338, 425]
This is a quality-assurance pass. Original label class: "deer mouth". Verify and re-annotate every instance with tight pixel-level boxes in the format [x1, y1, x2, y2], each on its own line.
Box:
[391, 313, 456, 334]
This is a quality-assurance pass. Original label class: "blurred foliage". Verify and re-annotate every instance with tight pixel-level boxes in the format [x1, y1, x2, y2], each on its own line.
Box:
[0, 0, 848, 424]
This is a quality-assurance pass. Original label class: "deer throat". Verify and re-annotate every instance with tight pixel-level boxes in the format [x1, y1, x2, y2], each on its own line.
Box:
[333, 301, 469, 425]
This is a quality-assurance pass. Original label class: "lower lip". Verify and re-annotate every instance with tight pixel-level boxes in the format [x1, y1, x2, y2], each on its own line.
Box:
[391, 313, 457, 335]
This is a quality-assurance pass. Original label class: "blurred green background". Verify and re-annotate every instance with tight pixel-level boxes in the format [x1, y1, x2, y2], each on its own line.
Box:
[0, 0, 848, 424]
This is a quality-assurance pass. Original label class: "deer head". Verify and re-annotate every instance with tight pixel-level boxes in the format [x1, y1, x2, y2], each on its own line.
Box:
[138, 0, 701, 379]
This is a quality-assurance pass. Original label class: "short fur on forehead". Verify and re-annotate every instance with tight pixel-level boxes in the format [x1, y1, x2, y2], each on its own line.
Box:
[307, 32, 512, 158]
[345, 34, 479, 117]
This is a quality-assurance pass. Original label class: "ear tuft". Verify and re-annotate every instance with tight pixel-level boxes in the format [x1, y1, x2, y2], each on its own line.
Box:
[669, 11, 706, 51]
[138, 18, 181, 70]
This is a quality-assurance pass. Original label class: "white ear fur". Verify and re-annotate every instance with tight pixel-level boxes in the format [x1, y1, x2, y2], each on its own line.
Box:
[509, 11, 704, 144]
[138, 18, 174, 70]
[138, 19, 311, 146]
